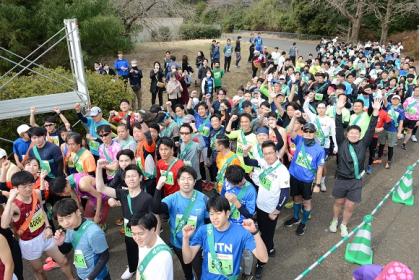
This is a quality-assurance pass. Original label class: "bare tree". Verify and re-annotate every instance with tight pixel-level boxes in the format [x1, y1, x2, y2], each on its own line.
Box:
[315, 0, 368, 43]
[114, 0, 194, 35]
[369, 0, 418, 44]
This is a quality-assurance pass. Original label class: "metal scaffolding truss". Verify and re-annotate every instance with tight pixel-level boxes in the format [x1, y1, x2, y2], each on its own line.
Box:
[0, 18, 90, 120]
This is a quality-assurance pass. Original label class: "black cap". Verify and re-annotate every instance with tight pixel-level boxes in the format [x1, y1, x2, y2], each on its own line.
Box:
[407, 74, 415, 79]
[302, 123, 317, 133]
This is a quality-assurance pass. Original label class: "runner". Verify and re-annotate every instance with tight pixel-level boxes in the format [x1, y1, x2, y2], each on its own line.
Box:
[221, 165, 256, 225]
[225, 113, 258, 174]
[214, 135, 241, 193]
[65, 132, 96, 176]
[329, 97, 381, 237]
[96, 162, 153, 280]
[152, 166, 207, 280]
[53, 198, 110, 280]
[402, 85, 419, 149]
[156, 137, 184, 197]
[378, 95, 404, 169]
[303, 93, 338, 191]
[27, 127, 64, 180]
[243, 140, 290, 279]
[284, 112, 325, 236]
[178, 124, 204, 190]
[132, 213, 173, 280]
[182, 195, 268, 280]
[1, 171, 74, 280]
[50, 173, 109, 226]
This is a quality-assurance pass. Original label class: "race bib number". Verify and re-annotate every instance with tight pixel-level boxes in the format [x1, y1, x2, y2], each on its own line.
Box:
[40, 160, 51, 174]
[88, 140, 100, 154]
[124, 218, 132, 237]
[236, 144, 244, 155]
[296, 151, 313, 170]
[230, 207, 240, 220]
[200, 126, 210, 137]
[48, 136, 60, 146]
[208, 252, 234, 275]
[29, 208, 45, 233]
[161, 170, 174, 185]
[74, 161, 82, 172]
[315, 93, 324, 101]
[74, 249, 88, 269]
[175, 214, 197, 229]
[260, 176, 272, 191]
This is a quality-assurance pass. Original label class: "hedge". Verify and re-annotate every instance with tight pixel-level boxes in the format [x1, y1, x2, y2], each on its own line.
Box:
[0, 67, 133, 152]
[179, 23, 221, 40]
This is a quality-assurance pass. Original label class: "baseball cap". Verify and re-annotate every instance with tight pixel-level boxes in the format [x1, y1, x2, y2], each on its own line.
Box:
[407, 73, 415, 79]
[17, 124, 31, 135]
[391, 95, 401, 101]
[131, 60, 137, 66]
[0, 148, 6, 159]
[303, 123, 317, 133]
[182, 115, 195, 124]
[279, 75, 286, 80]
[256, 126, 269, 135]
[89, 106, 102, 117]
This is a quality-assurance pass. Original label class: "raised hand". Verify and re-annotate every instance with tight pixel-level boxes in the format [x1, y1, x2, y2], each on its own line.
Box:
[53, 107, 61, 114]
[97, 159, 108, 169]
[182, 224, 196, 239]
[156, 176, 167, 190]
[242, 219, 257, 233]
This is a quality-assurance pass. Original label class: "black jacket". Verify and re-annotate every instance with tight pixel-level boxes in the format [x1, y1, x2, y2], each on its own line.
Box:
[335, 113, 378, 180]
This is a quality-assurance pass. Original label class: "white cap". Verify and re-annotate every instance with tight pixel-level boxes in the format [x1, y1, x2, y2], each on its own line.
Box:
[89, 106, 102, 117]
[131, 60, 138, 66]
[391, 95, 401, 101]
[17, 124, 30, 135]
[232, 95, 242, 103]
[0, 148, 6, 159]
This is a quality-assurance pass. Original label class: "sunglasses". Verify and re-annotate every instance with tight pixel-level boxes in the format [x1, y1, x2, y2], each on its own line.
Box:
[100, 132, 111, 138]
[179, 132, 191, 135]
[44, 123, 55, 127]
[303, 129, 315, 133]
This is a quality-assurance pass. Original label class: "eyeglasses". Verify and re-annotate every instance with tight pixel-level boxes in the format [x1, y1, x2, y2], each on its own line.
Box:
[44, 123, 54, 127]
[179, 132, 191, 135]
[100, 132, 111, 138]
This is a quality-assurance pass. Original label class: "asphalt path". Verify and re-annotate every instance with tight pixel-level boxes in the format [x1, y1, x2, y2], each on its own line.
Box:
[222, 33, 318, 58]
[24, 139, 419, 280]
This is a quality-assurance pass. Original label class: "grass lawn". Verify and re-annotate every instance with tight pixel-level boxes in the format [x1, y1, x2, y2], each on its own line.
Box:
[105, 39, 255, 109]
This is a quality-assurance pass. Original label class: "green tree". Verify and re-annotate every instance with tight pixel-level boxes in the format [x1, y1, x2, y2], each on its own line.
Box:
[0, 0, 132, 73]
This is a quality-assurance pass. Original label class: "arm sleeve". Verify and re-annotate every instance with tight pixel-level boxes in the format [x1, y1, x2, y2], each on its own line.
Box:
[335, 113, 345, 145]
[77, 112, 88, 124]
[58, 242, 73, 255]
[152, 189, 169, 215]
[243, 155, 260, 167]
[238, 206, 253, 219]
[86, 249, 109, 280]
[273, 128, 283, 151]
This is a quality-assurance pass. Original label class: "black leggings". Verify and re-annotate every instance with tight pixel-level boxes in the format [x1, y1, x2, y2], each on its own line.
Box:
[125, 236, 139, 273]
[151, 89, 163, 106]
[172, 246, 202, 280]
[378, 144, 394, 162]
[256, 207, 277, 265]
[224, 56, 231, 72]
[368, 137, 378, 165]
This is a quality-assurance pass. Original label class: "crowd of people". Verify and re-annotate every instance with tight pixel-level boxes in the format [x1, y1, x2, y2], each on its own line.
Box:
[0, 34, 418, 280]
